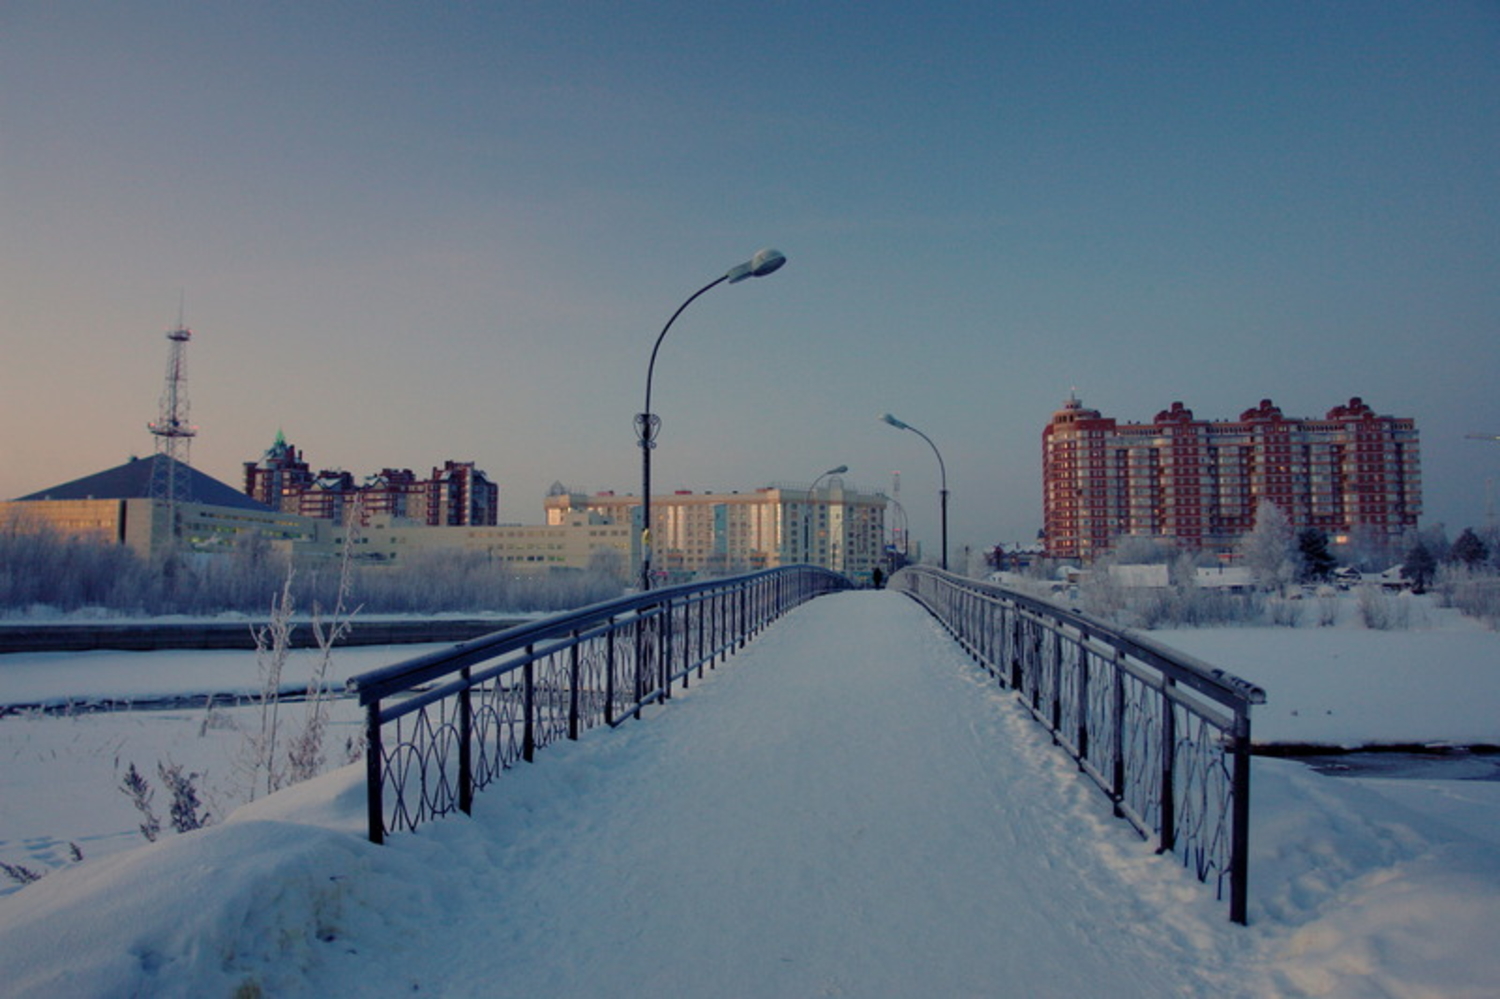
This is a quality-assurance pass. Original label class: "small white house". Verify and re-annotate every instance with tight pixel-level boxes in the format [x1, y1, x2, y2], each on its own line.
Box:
[1195, 566, 1255, 592]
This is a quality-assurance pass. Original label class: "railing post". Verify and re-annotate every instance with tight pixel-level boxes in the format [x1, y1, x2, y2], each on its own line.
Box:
[661, 598, 673, 701]
[568, 632, 581, 741]
[1230, 709, 1253, 925]
[1111, 649, 1126, 818]
[459, 666, 473, 815]
[364, 700, 384, 844]
[605, 619, 617, 726]
[1158, 679, 1177, 854]
[1076, 645, 1090, 765]
[1010, 615, 1023, 690]
[639, 603, 651, 711]
[523, 647, 536, 762]
[1051, 629, 1063, 737]
[721, 587, 730, 662]
[1030, 624, 1044, 710]
[696, 595, 706, 679]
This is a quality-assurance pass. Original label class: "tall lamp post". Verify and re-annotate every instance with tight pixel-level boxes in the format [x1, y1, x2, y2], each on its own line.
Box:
[802, 464, 848, 566]
[636, 248, 787, 590]
[880, 413, 948, 571]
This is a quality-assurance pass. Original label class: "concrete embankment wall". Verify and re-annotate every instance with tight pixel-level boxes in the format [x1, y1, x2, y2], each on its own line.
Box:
[0, 619, 525, 654]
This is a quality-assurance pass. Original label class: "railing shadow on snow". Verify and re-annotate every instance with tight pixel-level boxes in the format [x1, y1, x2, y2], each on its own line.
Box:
[346, 566, 850, 845]
[891, 565, 1266, 925]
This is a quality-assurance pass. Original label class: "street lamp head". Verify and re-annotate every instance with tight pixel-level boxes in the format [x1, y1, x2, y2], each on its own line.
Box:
[880, 413, 909, 431]
[726, 248, 787, 284]
[827, 464, 849, 475]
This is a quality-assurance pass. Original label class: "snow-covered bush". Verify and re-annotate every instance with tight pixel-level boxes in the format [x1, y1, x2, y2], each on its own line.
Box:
[0, 527, 625, 618]
[1436, 565, 1500, 629]
[1357, 585, 1411, 630]
[1266, 595, 1303, 627]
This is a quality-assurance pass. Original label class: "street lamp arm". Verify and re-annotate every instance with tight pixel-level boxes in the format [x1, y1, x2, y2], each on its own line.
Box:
[644, 274, 730, 417]
[905, 425, 946, 490]
[637, 248, 787, 591]
[878, 411, 949, 571]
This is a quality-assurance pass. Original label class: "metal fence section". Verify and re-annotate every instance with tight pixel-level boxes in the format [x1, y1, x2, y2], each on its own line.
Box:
[347, 566, 850, 844]
[891, 566, 1266, 924]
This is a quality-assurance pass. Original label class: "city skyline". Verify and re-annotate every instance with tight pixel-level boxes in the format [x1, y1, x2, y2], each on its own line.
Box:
[3, 3, 1497, 556]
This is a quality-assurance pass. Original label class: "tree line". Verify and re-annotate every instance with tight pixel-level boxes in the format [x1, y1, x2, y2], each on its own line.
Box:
[0, 519, 627, 618]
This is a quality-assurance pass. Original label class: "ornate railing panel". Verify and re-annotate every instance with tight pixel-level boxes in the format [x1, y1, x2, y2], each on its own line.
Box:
[348, 566, 849, 843]
[891, 566, 1265, 924]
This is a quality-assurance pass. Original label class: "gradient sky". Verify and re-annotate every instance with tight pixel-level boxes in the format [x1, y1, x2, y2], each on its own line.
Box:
[4, 2, 1497, 558]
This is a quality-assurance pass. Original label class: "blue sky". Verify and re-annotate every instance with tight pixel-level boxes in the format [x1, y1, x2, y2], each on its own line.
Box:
[3, 2, 1497, 556]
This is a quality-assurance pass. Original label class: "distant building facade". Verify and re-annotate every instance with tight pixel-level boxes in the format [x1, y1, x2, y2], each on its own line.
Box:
[5, 455, 625, 575]
[543, 479, 889, 584]
[4, 454, 316, 559]
[244, 435, 498, 527]
[291, 510, 632, 576]
[1042, 395, 1421, 561]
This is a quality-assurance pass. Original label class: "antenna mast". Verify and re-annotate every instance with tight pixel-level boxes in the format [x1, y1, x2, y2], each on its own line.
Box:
[147, 308, 198, 534]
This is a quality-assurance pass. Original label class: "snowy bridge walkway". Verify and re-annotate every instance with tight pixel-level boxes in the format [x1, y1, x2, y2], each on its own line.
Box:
[381, 589, 1248, 996]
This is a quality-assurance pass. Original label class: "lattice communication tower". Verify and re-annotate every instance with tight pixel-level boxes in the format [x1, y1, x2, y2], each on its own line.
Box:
[147, 319, 198, 511]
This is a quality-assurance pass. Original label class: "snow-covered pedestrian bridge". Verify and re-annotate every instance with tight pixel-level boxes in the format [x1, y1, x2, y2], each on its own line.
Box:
[336, 584, 1261, 996]
[347, 568, 1264, 972]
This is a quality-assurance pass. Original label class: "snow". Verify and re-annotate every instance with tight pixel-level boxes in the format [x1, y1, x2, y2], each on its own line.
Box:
[1152, 602, 1500, 747]
[2, 590, 1499, 996]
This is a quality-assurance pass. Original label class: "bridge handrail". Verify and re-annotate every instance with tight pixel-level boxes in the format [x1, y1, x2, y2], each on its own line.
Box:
[891, 565, 1262, 924]
[346, 565, 849, 843]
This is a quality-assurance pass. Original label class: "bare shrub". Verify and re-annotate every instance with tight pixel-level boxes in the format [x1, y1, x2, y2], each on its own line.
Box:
[1440, 566, 1500, 629]
[120, 762, 161, 842]
[286, 513, 360, 785]
[157, 761, 212, 833]
[120, 761, 212, 841]
[1315, 590, 1341, 627]
[1, 861, 45, 886]
[1356, 585, 1411, 630]
[1266, 596, 1303, 627]
[242, 574, 296, 799]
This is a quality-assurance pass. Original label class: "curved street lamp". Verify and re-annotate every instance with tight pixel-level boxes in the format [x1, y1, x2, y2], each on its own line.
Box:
[879, 413, 948, 571]
[802, 464, 848, 566]
[636, 249, 787, 589]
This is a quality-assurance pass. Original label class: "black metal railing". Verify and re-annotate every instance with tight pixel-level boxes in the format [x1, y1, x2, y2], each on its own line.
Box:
[891, 566, 1266, 924]
[347, 566, 849, 843]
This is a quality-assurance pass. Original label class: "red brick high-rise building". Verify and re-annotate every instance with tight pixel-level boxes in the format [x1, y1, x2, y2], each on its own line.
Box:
[1041, 395, 1421, 561]
[244, 436, 499, 527]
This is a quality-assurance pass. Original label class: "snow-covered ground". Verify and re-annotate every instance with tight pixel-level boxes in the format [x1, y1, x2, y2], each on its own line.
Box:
[1, 590, 1498, 996]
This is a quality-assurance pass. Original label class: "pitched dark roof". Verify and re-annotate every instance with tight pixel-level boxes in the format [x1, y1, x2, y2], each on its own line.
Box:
[15, 455, 273, 512]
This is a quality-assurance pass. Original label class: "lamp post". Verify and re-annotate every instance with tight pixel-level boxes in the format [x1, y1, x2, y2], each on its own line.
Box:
[636, 248, 787, 590]
[885, 494, 909, 571]
[880, 413, 948, 571]
[802, 464, 848, 566]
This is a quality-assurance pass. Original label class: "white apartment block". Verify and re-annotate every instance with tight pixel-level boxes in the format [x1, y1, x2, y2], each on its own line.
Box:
[543, 479, 888, 584]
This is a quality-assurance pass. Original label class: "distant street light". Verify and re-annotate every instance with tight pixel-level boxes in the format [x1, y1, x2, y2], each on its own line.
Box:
[636, 249, 788, 590]
[879, 413, 948, 571]
[803, 464, 848, 566]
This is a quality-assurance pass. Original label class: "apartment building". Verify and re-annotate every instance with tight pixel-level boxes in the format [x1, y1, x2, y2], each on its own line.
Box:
[244, 434, 498, 526]
[543, 479, 888, 584]
[1042, 395, 1421, 560]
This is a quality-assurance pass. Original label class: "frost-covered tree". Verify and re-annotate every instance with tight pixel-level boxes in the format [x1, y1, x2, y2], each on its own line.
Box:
[1403, 540, 1437, 594]
[1450, 527, 1490, 569]
[1241, 500, 1296, 592]
[1342, 523, 1396, 573]
[1296, 528, 1336, 583]
[1409, 524, 1451, 564]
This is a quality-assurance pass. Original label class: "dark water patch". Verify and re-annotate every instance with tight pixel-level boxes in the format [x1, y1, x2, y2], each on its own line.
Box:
[1258, 744, 1500, 781]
